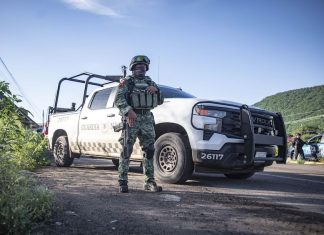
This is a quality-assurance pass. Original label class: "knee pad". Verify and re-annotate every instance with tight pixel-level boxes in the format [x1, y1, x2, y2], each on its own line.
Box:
[143, 144, 155, 159]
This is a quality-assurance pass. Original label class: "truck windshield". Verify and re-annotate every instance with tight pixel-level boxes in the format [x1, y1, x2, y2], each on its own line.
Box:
[159, 86, 195, 98]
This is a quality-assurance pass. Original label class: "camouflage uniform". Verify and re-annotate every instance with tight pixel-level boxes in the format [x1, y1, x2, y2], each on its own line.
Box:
[114, 75, 159, 183]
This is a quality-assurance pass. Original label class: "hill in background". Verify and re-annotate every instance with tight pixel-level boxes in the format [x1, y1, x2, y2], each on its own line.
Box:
[254, 85, 324, 135]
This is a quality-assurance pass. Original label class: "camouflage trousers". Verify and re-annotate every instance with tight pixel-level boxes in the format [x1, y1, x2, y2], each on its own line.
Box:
[118, 112, 156, 183]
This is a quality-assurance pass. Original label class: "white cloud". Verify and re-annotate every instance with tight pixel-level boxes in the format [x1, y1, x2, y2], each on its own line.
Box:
[62, 0, 122, 18]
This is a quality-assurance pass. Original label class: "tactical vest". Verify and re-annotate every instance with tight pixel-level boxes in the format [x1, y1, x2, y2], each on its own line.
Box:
[127, 76, 163, 109]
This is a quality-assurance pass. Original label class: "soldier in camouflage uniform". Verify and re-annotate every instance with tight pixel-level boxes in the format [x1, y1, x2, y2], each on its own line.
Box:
[114, 55, 163, 193]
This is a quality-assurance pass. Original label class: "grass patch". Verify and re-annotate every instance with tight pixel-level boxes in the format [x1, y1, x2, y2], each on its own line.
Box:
[0, 143, 53, 234]
[297, 159, 305, 164]
[0, 159, 53, 234]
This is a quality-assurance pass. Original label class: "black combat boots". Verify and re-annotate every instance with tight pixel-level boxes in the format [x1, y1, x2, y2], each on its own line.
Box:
[144, 179, 162, 192]
[119, 180, 128, 193]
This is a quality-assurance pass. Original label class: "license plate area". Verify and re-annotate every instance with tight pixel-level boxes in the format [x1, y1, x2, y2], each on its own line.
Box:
[200, 152, 224, 161]
[255, 151, 267, 161]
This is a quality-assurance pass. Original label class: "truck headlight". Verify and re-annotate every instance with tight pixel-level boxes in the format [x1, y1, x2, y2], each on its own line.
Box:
[192, 105, 226, 133]
[204, 118, 222, 132]
[196, 107, 226, 118]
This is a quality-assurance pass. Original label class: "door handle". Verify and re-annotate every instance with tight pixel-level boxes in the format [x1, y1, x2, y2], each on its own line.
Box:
[81, 116, 88, 120]
[107, 114, 115, 117]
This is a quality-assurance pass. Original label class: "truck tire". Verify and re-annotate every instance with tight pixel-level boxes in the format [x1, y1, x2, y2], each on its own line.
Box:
[224, 172, 255, 179]
[112, 159, 119, 167]
[53, 136, 74, 167]
[154, 133, 193, 184]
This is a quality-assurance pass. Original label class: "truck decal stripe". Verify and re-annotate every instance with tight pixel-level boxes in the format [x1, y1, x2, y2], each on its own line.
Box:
[70, 142, 142, 155]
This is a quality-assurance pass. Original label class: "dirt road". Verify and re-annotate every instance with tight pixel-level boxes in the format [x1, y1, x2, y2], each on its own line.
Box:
[33, 158, 324, 235]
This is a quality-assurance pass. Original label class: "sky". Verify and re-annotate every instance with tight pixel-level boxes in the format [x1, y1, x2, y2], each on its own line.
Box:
[0, 0, 323, 123]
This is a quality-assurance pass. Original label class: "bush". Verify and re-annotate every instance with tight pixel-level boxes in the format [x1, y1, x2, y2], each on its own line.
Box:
[0, 156, 53, 234]
[0, 81, 53, 234]
[11, 129, 50, 170]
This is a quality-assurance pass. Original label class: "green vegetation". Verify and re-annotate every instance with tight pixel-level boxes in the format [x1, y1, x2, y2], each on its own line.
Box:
[0, 81, 53, 234]
[297, 159, 305, 165]
[254, 85, 324, 136]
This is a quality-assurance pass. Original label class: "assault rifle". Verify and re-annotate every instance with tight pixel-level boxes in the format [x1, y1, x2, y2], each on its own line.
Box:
[113, 65, 130, 159]
[113, 116, 130, 159]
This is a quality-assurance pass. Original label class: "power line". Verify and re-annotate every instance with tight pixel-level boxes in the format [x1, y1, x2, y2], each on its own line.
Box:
[0, 56, 42, 120]
[0, 69, 10, 82]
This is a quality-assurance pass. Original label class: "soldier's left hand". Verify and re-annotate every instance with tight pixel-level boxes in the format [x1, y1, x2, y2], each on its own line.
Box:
[146, 86, 158, 94]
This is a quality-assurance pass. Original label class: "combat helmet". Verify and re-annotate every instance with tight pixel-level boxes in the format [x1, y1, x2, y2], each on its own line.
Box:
[129, 55, 150, 71]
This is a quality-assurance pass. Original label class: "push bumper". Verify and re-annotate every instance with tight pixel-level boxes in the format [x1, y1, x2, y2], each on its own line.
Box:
[193, 105, 287, 172]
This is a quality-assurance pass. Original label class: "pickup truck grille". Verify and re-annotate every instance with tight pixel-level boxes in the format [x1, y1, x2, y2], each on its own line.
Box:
[222, 111, 275, 137]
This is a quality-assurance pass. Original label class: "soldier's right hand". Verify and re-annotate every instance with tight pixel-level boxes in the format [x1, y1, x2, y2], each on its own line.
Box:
[146, 86, 158, 94]
[127, 110, 137, 127]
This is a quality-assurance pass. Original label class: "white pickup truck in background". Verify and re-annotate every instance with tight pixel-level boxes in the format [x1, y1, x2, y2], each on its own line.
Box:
[47, 73, 287, 184]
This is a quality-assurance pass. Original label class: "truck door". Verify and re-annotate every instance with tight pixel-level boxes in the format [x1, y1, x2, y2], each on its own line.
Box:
[319, 135, 324, 158]
[78, 87, 120, 157]
[104, 88, 143, 160]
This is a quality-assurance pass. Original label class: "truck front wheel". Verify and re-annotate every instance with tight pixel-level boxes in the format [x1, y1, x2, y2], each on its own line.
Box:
[53, 136, 74, 167]
[154, 133, 193, 184]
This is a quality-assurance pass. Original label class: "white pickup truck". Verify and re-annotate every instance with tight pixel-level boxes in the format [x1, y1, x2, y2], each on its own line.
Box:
[47, 73, 287, 183]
